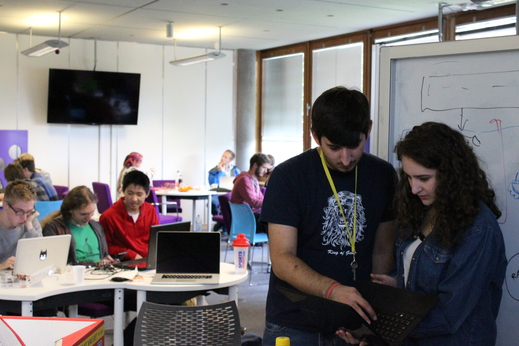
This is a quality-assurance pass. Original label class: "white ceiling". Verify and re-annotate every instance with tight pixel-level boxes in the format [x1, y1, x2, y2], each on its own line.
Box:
[0, 0, 475, 51]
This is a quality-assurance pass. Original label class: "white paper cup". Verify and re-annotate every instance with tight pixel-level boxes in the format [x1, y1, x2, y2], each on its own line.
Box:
[73, 265, 86, 285]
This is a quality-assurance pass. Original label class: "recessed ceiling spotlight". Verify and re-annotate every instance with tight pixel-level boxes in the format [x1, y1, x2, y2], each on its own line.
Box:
[221, 3, 228, 5]
[327, 14, 334, 17]
[276, 9, 283, 12]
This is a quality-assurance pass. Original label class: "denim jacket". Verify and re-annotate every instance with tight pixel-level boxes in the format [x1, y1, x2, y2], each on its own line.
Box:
[395, 203, 507, 346]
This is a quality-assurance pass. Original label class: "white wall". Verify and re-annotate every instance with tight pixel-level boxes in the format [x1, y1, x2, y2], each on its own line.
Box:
[0, 33, 236, 223]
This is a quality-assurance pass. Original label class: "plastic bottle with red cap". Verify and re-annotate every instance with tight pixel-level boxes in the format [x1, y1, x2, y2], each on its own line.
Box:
[232, 233, 250, 274]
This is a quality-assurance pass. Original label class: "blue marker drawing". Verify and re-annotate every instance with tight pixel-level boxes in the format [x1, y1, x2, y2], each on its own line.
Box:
[508, 173, 519, 200]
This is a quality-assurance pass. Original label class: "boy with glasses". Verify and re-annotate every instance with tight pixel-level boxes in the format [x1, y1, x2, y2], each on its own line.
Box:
[0, 180, 42, 270]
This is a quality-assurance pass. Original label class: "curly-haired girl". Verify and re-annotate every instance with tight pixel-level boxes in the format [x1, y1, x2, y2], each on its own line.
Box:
[370, 122, 506, 345]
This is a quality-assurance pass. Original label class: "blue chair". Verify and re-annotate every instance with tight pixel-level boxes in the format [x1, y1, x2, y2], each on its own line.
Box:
[35, 200, 63, 221]
[146, 188, 182, 224]
[227, 203, 269, 285]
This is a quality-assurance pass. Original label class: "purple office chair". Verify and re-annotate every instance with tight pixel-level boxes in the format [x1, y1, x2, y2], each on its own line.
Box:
[53, 185, 69, 200]
[212, 192, 231, 233]
[146, 188, 182, 224]
[92, 182, 113, 214]
[152, 180, 182, 215]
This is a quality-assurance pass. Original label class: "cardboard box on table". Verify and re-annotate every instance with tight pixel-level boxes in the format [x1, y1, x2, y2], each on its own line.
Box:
[0, 316, 104, 345]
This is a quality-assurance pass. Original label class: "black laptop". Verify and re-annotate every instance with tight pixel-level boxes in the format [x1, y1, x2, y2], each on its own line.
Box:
[278, 281, 438, 346]
[151, 231, 221, 285]
[117, 221, 191, 271]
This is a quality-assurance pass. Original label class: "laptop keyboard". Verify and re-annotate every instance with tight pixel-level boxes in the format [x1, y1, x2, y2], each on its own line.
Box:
[161, 274, 213, 279]
[371, 308, 417, 343]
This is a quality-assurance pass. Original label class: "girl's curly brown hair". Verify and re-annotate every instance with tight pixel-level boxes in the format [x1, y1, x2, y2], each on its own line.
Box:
[394, 122, 501, 248]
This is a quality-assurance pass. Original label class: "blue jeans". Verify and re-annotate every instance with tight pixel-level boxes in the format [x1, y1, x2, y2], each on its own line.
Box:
[263, 321, 351, 346]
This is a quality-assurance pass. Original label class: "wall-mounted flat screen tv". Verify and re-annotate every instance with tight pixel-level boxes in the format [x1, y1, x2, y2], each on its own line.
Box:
[47, 68, 141, 125]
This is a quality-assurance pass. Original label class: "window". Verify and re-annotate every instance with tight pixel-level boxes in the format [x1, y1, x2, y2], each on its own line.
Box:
[456, 16, 516, 40]
[311, 42, 364, 148]
[261, 53, 305, 165]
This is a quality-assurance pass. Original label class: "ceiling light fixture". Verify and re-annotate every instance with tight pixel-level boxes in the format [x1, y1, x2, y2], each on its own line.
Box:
[170, 26, 225, 66]
[21, 11, 68, 57]
[167, 22, 174, 38]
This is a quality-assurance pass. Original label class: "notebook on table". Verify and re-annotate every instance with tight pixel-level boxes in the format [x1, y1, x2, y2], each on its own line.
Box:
[13, 235, 71, 275]
[118, 221, 191, 271]
[278, 281, 438, 346]
[151, 231, 221, 285]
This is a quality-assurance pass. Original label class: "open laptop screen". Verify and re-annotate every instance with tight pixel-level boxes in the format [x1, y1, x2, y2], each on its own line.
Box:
[148, 221, 191, 269]
[155, 231, 220, 274]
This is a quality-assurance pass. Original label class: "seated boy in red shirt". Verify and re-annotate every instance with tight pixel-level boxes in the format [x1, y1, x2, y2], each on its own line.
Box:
[100, 170, 159, 261]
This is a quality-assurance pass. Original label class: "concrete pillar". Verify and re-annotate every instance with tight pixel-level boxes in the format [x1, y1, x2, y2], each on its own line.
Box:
[235, 49, 257, 171]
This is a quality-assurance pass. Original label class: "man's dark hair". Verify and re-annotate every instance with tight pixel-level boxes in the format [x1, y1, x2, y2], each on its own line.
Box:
[249, 153, 270, 170]
[17, 158, 36, 173]
[122, 170, 150, 192]
[311, 86, 371, 148]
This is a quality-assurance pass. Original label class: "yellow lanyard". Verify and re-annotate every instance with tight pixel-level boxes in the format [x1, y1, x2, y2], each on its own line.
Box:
[319, 148, 358, 254]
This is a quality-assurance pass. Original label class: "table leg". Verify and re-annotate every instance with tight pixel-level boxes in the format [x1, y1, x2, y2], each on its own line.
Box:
[192, 201, 197, 230]
[69, 304, 78, 317]
[21, 301, 33, 316]
[196, 295, 206, 305]
[136, 290, 146, 314]
[206, 196, 212, 230]
[113, 288, 124, 346]
[229, 285, 238, 306]
[161, 195, 167, 215]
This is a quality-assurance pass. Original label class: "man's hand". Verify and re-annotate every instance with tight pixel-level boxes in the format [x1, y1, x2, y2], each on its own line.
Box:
[25, 211, 40, 231]
[0, 256, 15, 270]
[330, 284, 377, 324]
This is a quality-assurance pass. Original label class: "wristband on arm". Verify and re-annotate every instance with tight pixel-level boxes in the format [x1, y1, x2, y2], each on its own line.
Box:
[325, 281, 340, 299]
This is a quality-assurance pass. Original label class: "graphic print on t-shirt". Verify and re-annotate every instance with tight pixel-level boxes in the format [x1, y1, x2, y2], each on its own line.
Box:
[321, 190, 366, 255]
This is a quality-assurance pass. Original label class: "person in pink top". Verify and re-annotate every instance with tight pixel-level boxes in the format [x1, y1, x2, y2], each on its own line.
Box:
[231, 153, 272, 233]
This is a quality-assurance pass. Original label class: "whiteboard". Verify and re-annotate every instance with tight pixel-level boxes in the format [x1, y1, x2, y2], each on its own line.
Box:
[377, 35, 519, 346]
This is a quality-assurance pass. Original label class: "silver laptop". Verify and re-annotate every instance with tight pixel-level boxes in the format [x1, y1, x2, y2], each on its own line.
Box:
[119, 221, 191, 271]
[13, 235, 71, 275]
[151, 231, 221, 285]
[219, 176, 235, 191]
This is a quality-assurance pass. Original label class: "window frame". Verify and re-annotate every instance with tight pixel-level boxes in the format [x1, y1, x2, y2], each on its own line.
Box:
[258, 4, 516, 155]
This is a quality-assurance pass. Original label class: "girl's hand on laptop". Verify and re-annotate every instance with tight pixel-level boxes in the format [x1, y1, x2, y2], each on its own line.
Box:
[370, 274, 397, 287]
[102, 255, 118, 265]
[336, 328, 370, 345]
[0, 256, 15, 270]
